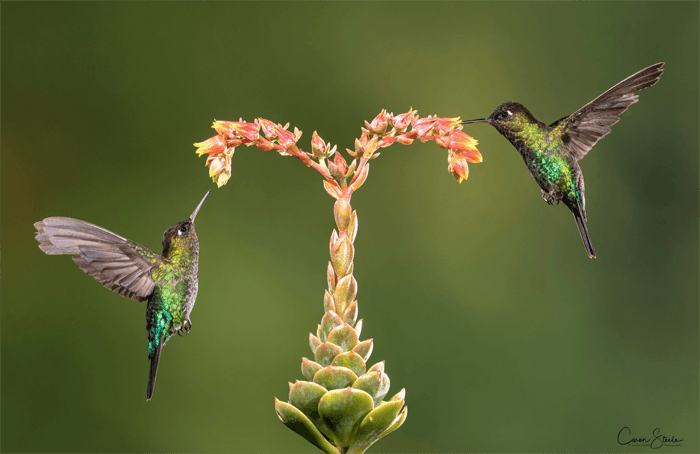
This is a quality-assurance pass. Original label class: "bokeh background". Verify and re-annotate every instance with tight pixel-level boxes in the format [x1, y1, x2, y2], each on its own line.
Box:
[2, 2, 698, 453]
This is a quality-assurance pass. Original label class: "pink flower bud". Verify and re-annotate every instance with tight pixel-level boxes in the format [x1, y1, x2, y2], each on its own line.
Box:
[365, 109, 389, 134]
[391, 109, 416, 131]
[311, 131, 329, 158]
[333, 151, 348, 175]
[258, 118, 278, 139]
[276, 127, 298, 148]
[411, 116, 436, 138]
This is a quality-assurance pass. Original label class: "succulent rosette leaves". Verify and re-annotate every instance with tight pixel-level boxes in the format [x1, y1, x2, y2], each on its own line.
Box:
[276, 309, 407, 454]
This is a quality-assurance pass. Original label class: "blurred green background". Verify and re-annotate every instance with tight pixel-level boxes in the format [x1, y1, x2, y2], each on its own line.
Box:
[2, 2, 698, 453]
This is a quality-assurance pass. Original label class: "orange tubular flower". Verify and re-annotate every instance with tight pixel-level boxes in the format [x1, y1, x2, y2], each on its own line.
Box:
[194, 134, 227, 156]
[449, 129, 482, 163]
[213, 120, 260, 142]
[433, 117, 462, 135]
[447, 150, 470, 183]
[205, 146, 234, 188]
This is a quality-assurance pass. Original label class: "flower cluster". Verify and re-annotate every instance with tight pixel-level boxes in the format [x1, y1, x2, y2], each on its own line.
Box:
[193, 118, 310, 187]
[194, 108, 482, 188]
[355, 110, 483, 184]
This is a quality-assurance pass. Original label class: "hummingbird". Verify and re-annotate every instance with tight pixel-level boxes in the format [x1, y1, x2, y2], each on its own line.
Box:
[462, 62, 664, 258]
[34, 190, 211, 400]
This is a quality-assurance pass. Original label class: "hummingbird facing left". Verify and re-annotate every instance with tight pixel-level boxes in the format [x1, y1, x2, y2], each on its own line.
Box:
[462, 63, 664, 258]
[34, 190, 211, 400]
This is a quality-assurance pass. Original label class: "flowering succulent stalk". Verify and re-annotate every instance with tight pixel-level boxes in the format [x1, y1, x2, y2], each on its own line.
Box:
[274, 192, 407, 454]
[194, 109, 482, 452]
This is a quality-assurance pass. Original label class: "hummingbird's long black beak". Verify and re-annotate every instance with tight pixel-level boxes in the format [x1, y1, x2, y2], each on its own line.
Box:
[190, 190, 211, 221]
[461, 118, 490, 125]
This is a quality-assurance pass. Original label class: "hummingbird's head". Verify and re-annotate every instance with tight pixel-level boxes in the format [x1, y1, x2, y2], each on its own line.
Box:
[161, 190, 211, 257]
[462, 101, 539, 138]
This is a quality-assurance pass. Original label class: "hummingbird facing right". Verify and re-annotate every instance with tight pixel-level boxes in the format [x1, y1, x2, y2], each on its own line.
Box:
[34, 190, 211, 400]
[462, 63, 664, 258]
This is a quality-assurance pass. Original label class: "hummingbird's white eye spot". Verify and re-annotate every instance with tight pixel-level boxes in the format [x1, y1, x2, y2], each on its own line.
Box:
[178, 225, 189, 236]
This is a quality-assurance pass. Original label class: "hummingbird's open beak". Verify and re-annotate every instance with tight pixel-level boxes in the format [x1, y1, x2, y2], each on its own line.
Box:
[190, 190, 211, 221]
[461, 118, 490, 125]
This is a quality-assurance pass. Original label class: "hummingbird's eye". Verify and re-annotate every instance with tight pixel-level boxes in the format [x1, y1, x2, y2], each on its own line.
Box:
[498, 111, 511, 120]
[178, 225, 189, 235]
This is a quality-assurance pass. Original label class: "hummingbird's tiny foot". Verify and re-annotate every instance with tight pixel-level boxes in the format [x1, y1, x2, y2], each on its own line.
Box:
[541, 191, 554, 205]
[177, 321, 191, 337]
[542, 193, 560, 206]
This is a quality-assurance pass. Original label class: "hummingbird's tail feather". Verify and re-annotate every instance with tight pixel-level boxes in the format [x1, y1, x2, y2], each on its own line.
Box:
[564, 196, 596, 258]
[147, 335, 164, 401]
[573, 210, 596, 259]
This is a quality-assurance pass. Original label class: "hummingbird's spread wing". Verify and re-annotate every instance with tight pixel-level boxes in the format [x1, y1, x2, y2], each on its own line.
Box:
[550, 62, 664, 160]
[34, 217, 161, 302]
